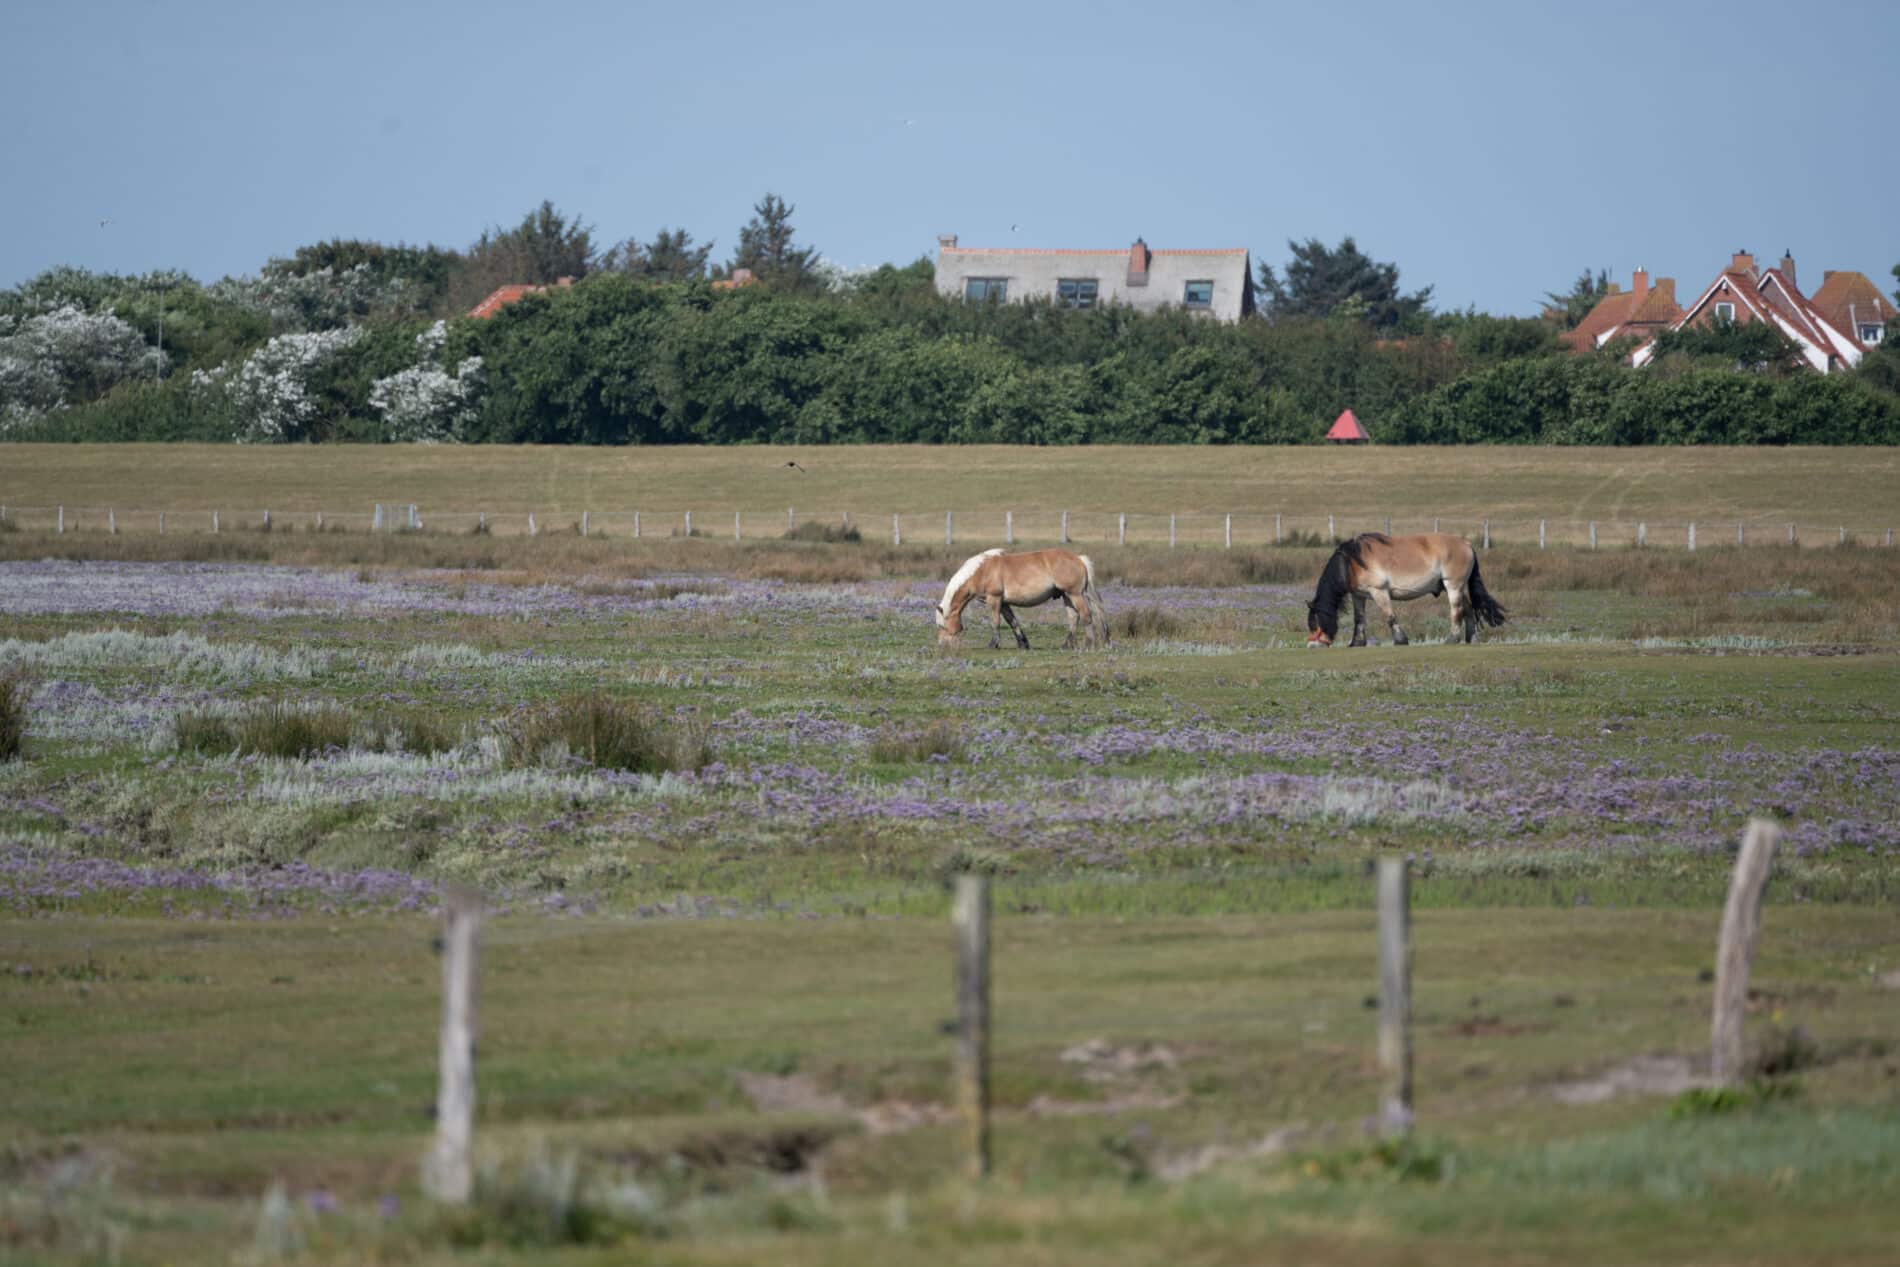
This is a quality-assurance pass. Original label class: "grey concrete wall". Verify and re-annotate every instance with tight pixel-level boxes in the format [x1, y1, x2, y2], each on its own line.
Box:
[934, 247, 1253, 321]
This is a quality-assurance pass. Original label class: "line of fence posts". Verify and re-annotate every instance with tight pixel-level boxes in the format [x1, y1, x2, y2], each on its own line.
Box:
[409, 822, 1791, 1206]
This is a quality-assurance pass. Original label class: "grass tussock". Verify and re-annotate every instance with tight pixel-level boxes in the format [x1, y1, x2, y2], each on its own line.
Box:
[1111, 605, 1187, 641]
[782, 520, 862, 543]
[174, 700, 357, 759]
[867, 718, 966, 763]
[0, 674, 28, 761]
[503, 692, 710, 774]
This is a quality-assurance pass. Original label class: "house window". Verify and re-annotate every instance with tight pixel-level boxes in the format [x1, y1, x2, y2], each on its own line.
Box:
[1057, 279, 1099, 309]
[964, 278, 1008, 302]
[1713, 302, 1736, 322]
[1183, 280, 1214, 308]
[1859, 324, 1884, 345]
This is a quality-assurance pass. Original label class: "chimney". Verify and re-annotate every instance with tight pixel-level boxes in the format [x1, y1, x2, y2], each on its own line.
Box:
[1778, 249, 1795, 288]
[1631, 268, 1649, 303]
[937, 234, 958, 251]
[1730, 249, 1755, 274]
[1126, 237, 1150, 287]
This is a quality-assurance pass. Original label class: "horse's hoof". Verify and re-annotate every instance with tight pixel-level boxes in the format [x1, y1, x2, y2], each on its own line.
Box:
[1350, 639, 1367, 648]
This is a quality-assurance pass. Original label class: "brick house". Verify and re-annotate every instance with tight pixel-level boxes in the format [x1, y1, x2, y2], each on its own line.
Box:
[467, 276, 575, 319]
[1809, 270, 1896, 349]
[933, 235, 1255, 321]
[1561, 268, 1682, 352]
[1630, 251, 1874, 372]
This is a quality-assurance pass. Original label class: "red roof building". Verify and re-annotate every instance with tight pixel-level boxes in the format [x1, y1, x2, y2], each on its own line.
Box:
[1325, 409, 1370, 443]
[1809, 270, 1896, 349]
[1561, 268, 1682, 352]
[467, 276, 575, 319]
[1631, 252, 1870, 372]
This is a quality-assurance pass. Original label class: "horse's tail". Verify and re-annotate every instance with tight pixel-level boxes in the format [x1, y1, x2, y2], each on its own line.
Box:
[1466, 554, 1508, 627]
[1080, 554, 1109, 646]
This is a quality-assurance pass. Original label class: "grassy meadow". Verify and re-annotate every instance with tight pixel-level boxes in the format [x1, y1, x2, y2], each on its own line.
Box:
[2, 445, 1899, 1263]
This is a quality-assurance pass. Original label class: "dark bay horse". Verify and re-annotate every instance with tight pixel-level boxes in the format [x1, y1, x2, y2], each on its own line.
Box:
[1306, 532, 1506, 647]
[936, 548, 1108, 649]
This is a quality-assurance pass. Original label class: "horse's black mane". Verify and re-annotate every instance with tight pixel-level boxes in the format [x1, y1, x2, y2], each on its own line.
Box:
[1308, 534, 1389, 637]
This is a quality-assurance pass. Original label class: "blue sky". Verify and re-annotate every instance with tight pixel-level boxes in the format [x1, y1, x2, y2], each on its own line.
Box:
[6, 0, 1896, 315]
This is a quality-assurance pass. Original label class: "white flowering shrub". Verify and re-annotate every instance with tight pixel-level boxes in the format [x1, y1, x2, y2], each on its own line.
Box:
[191, 326, 363, 443]
[0, 305, 161, 433]
[367, 320, 484, 443]
[208, 263, 412, 333]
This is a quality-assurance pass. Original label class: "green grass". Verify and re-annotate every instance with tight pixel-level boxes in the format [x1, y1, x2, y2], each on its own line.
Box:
[3, 908, 1898, 1263]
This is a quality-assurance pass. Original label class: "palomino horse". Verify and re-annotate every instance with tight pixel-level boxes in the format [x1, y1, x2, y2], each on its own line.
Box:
[936, 548, 1108, 649]
[1306, 532, 1506, 647]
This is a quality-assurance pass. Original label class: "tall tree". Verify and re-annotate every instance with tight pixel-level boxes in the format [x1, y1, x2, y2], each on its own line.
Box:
[447, 201, 597, 313]
[1542, 268, 1614, 330]
[727, 193, 822, 292]
[604, 227, 715, 282]
[1256, 236, 1432, 329]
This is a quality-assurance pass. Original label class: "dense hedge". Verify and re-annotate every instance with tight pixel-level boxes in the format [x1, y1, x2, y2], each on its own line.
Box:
[28, 270, 1900, 444]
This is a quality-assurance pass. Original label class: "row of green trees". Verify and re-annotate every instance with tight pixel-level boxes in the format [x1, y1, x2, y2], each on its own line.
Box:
[6, 197, 1899, 445]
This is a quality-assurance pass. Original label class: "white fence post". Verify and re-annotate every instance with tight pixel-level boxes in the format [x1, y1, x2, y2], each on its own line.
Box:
[1711, 820, 1781, 1085]
[1538, 519, 1545, 549]
[1169, 514, 1177, 549]
[952, 874, 992, 1181]
[1432, 517, 1440, 534]
[633, 511, 640, 539]
[1638, 522, 1646, 548]
[528, 513, 537, 537]
[212, 510, 219, 535]
[893, 513, 901, 546]
[1589, 521, 1597, 549]
[1689, 522, 1697, 552]
[1888, 529, 1894, 548]
[1737, 521, 1744, 546]
[316, 511, 324, 532]
[1006, 510, 1013, 545]
[57, 505, 64, 534]
[1117, 513, 1125, 546]
[109, 509, 117, 535]
[409, 504, 418, 531]
[1224, 513, 1232, 550]
[425, 887, 481, 1204]
[1482, 519, 1490, 550]
[581, 510, 589, 537]
[1839, 526, 1846, 546]
[945, 510, 953, 546]
[1788, 523, 1795, 546]
[842, 511, 850, 534]
[1328, 513, 1335, 542]
[1377, 857, 1413, 1139]
[683, 510, 691, 537]
[158, 512, 165, 535]
[1383, 515, 1392, 537]
[374, 504, 384, 532]
[1275, 512, 1282, 544]
[788, 507, 795, 533]
[734, 511, 742, 541]
[1061, 510, 1069, 544]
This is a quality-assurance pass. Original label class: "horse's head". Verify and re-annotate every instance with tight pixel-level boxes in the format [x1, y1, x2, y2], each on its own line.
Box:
[935, 600, 960, 645]
[1306, 599, 1336, 647]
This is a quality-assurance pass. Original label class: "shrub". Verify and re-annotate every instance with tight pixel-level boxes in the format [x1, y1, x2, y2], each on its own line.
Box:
[359, 710, 462, 755]
[0, 674, 27, 761]
[502, 693, 709, 773]
[867, 718, 966, 764]
[172, 708, 240, 756]
[174, 700, 354, 758]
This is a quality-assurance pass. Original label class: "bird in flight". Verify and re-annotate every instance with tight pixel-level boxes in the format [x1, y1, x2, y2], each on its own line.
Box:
[784, 460, 806, 473]
[98, 219, 113, 228]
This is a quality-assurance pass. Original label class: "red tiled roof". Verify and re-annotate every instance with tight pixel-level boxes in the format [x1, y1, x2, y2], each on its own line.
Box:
[1325, 409, 1369, 442]
[1809, 271, 1897, 347]
[467, 277, 575, 319]
[1562, 288, 1640, 352]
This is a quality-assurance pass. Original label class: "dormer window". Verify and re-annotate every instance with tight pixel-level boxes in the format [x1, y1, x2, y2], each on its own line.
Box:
[1714, 302, 1736, 322]
[1860, 324, 1884, 345]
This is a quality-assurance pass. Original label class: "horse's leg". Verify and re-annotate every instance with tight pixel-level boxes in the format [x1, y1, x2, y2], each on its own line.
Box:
[1349, 594, 1368, 647]
[1068, 592, 1096, 648]
[1443, 585, 1467, 644]
[1000, 603, 1029, 649]
[982, 593, 1004, 649]
[1060, 594, 1080, 649]
[1371, 589, 1408, 645]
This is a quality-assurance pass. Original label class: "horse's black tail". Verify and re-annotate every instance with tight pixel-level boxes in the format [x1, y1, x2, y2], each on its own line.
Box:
[1467, 555, 1508, 627]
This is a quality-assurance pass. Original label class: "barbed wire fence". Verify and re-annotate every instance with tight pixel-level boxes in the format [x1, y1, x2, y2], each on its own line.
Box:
[0, 502, 1893, 550]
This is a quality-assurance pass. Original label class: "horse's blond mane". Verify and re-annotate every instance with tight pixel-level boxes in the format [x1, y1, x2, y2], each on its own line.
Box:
[938, 548, 1006, 622]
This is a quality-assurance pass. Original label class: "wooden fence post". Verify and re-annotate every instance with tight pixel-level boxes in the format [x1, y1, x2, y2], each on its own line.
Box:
[1061, 510, 1069, 545]
[842, 511, 850, 534]
[1117, 513, 1124, 546]
[1377, 857, 1413, 1139]
[212, 510, 219, 535]
[1589, 521, 1597, 549]
[1432, 517, 1440, 534]
[946, 511, 953, 546]
[1482, 519, 1490, 550]
[952, 874, 992, 1181]
[1688, 522, 1697, 552]
[57, 505, 64, 534]
[1169, 514, 1177, 549]
[683, 510, 691, 537]
[633, 511, 640, 539]
[528, 513, 537, 537]
[1006, 510, 1014, 545]
[374, 504, 384, 532]
[1224, 513, 1231, 550]
[788, 507, 795, 533]
[893, 513, 901, 546]
[1538, 519, 1545, 550]
[734, 511, 742, 541]
[581, 510, 589, 537]
[1275, 512, 1282, 544]
[1328, 514, 1335, 542]
[109, 509, 117, 535]
[158, 512, 165, 535]
[1711, 820, 1782, 1085]
[1737, 521, 1744, 546]
[1839, 526, 1846, 547]
[1638, 522, 1646, 548]
[316, 510, 324, 532]
[1788, 523, 1795, 546]
[425, 887, 481, 1204]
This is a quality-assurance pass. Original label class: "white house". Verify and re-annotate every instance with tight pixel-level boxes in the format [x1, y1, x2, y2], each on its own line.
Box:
[933, 236, 1255, 322]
